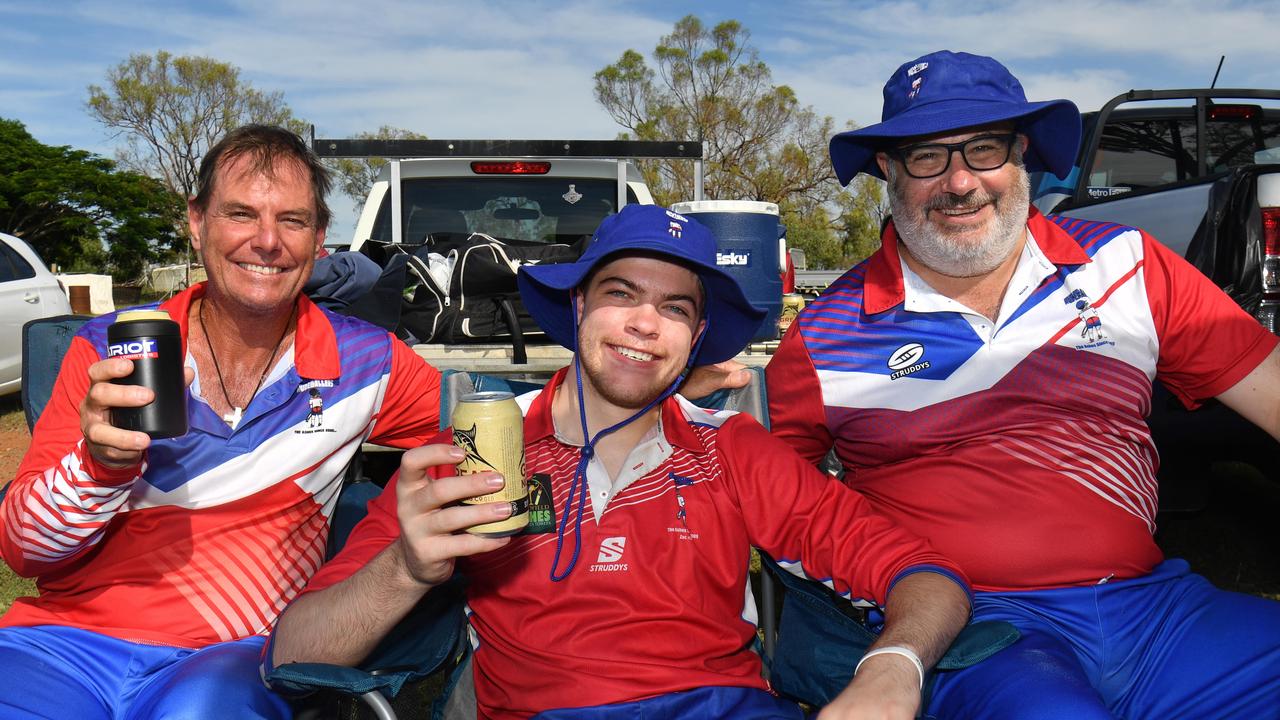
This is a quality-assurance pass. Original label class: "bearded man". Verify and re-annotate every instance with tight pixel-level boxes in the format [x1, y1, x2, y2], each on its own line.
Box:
[766, 50, 1280, 718]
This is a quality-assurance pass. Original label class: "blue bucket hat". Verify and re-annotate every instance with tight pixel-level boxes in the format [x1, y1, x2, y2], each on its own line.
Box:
[517, 204, 766, 365]
[829, 50, 1081, 184]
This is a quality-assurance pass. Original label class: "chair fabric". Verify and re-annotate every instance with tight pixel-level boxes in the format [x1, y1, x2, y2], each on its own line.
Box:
[21, 315, 91, 432]
[759, 553, 1019, 709]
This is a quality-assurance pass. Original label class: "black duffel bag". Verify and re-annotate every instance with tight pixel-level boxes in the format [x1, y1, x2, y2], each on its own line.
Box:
[354, 233, 586, 363]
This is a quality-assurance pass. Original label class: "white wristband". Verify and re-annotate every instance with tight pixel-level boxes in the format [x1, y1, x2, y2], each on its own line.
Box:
[854, 645, 925, 689]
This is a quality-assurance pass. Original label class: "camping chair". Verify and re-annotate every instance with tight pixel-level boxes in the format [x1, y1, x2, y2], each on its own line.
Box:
[269, 368, 776, 719]
[16, 315, 463, 720]
[269, 370, 520, 720]
[20, 315, 91, 432]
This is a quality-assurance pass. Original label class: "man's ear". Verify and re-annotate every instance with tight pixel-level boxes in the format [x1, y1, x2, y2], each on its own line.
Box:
[875, 152, 892, 179]
[187, 199, 204, 253]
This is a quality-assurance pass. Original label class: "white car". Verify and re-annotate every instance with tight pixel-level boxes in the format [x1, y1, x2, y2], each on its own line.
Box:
[0, 232, 74, 396]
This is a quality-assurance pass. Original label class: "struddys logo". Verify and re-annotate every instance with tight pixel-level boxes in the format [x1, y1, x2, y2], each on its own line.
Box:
[887, 342, 930, 380]
[107, 339, 159, 361]
[590, 536, 629, 573]
[1063, 289, 1114, 349]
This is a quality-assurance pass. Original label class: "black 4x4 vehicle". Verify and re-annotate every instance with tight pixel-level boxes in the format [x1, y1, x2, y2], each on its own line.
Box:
[1034, 89, 1280, 495]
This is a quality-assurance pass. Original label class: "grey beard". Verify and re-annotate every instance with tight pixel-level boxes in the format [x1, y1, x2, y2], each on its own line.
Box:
[888, 163, 1031, 278]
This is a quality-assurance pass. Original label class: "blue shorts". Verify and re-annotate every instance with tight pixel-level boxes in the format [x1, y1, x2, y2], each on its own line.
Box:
[529, 685, 803, 719]
[927, 559, 1280, 719]
[0, 625, 291, 719]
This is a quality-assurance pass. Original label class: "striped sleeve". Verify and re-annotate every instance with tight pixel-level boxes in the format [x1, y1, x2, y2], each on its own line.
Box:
[0, 336, 142, 576]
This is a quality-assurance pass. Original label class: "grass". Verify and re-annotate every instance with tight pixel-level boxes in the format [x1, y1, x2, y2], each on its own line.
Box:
[0, 394, 37, 608]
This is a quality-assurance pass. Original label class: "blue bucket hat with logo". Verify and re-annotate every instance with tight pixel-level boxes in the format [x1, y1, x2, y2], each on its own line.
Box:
[829, 50, 1081, 184]
[518, 203, 766, 365]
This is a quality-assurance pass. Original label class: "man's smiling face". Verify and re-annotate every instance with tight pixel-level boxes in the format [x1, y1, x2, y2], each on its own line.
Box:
[188, 153, 325, 316]
[574, 254, 705, 410]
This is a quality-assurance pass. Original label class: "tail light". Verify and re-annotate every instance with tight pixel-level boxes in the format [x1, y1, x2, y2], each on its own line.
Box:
[470, 161, 551, 175]
[1260, 208, 1279, 332]
[1208, 104, 1260, 121]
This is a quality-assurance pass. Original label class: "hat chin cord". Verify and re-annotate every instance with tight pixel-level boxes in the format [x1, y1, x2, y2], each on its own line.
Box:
[547, 302, 710, 582]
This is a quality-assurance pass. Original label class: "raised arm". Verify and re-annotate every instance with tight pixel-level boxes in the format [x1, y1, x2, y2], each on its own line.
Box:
[268, 443, 512, 667]
[0, 338, 191, 576]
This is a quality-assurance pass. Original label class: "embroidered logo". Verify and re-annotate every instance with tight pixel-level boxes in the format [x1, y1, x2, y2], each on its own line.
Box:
[887, 342, 930, 380]
[668, 221, 683, 239]
[905, 62, 928, 99]
[307, 388, 324, 428]
[591, 536, 629, 572]
[1064, 289, 1113, 348]
[671, 473, 693, 527]
[295, 387, 338, 434]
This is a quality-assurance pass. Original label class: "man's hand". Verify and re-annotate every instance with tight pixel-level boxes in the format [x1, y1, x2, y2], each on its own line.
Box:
[817, 652, 921, 720]
[79, 358, 195, 469]
[394, 444, 514, 588]
[679, 360, 752, 401]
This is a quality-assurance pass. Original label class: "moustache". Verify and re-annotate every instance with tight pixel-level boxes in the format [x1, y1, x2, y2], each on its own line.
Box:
[925, 190, 997, 213]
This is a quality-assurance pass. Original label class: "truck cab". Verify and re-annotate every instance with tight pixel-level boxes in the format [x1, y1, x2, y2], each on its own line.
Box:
[349, 157, 655, 253]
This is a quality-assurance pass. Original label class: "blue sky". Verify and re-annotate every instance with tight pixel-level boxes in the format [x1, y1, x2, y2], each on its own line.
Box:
[3, 0, 1278, 240]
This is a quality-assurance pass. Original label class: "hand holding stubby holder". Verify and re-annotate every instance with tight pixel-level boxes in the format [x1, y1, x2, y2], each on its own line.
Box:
[107, 310, 189, 439]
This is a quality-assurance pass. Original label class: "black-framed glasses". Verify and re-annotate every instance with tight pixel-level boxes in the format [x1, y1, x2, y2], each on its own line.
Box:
[888, 133, 1017, 179]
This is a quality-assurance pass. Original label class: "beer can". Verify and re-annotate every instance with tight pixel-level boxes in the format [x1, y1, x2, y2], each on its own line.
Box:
[452, 391, 529, 537]
[778, 293, 806, 333]
[107, 310, 188, 439]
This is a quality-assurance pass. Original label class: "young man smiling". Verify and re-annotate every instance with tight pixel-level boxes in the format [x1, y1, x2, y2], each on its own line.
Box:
[269, 204, 972, 719]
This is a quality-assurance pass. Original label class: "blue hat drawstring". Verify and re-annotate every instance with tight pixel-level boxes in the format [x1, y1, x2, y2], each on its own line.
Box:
[547, 302, 709, 582]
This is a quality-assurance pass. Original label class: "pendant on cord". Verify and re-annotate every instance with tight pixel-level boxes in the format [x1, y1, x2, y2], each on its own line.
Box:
[223, 406, 244, 430]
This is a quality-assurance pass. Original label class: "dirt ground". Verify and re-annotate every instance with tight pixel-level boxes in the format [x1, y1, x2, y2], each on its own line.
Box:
[0, 396, 28, 483]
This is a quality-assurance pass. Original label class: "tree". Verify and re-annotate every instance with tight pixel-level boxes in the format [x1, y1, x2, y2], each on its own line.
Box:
[595, 16, 836, 207]
[0, 119, 183, 280]
[87, 51, 306, 204]
[325, 126, 429, 209]
[594, 15, 867, 268]
[835, 175, 887, 265]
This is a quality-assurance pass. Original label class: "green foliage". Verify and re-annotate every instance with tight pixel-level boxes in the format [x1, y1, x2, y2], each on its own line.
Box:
[593, 15, 887, 271]
[87, 51, 307, 203]
[0, 119, 184, 281]
[594, 16, 836, 209]
[325, 126, 429, 208]
[836, 175, 887, 265]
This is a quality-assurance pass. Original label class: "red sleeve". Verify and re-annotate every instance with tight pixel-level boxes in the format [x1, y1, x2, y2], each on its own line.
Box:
[718, 414, 969, 606]
[1, 336, 144, 576]
[305, 428, 456, 594]
[765, 324, 835, 465]
[366, 337, 443, 448]
[1144, 231, 1280, 407]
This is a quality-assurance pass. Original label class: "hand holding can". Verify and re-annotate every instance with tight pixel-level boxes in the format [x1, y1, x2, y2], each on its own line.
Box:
[107, 310, 188, 438]
[451, 391, 529, 537]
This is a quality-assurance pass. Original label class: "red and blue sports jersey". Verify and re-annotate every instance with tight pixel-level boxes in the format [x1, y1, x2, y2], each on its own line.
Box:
[767, 208, 1277, 592]
[300, 368, 967, 718]
[0, 284, 442, 648]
